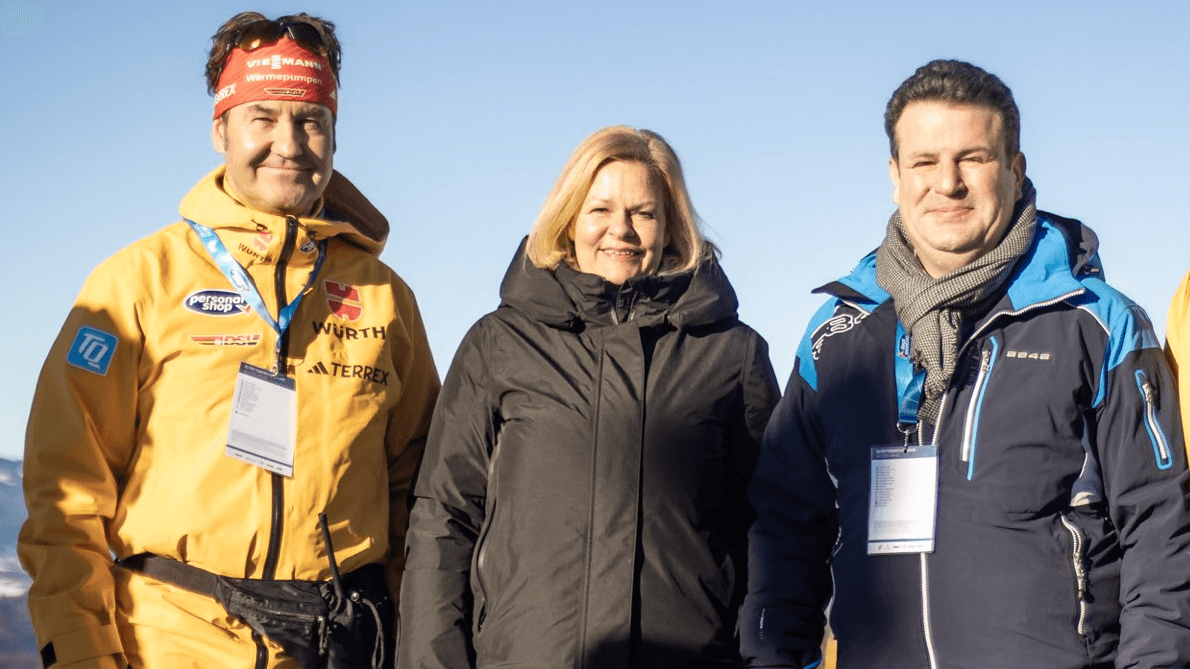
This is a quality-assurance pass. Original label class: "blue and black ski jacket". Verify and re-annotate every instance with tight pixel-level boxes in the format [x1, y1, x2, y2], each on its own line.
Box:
[742, 212, 1190, 669]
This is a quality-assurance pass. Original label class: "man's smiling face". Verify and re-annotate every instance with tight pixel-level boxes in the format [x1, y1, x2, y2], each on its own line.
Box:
[213, 99, 334, 215]
[889, 101, 1025, 277]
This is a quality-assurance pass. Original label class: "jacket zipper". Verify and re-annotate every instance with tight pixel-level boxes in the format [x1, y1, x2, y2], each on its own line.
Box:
[1058, 513, 1088, 637]
[255, 217, 297, 669]
[474, 439, 503, 632]
[919, 553, 937, 669]
[918, 290, 1082, 669]
[836, 298, 874, 316]
[959, 340, 997, 480]
[918, 392, 947, 669]
[263, 216, 297, 579]
[1135, 370, 1173, 470]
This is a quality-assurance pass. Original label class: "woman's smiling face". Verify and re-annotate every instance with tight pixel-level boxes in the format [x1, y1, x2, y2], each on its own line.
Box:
[570, 160, 667, 285]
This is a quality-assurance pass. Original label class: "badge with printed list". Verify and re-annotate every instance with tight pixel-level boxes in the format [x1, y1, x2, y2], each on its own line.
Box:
[225, 362, 296, 477]
[868, 444, 938, 554]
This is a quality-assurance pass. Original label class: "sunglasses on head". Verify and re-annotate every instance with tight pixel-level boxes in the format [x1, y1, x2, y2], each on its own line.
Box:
[233, 19, 327, 57]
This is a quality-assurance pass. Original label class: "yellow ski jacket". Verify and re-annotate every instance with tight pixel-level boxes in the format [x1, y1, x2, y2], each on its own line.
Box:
[19, 167, 440, 668]
[1167, 268, 1190, 458]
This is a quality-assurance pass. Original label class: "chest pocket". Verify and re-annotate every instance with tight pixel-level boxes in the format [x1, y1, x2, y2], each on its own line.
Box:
[948, 335, 1089, 516]
[958, 336, 999, 481]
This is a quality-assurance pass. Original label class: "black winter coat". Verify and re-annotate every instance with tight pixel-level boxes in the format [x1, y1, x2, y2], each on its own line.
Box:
[398, 242, 780, 669]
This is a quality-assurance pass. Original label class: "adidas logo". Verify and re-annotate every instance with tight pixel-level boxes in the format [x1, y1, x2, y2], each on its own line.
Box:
[306, 360, 390, 385]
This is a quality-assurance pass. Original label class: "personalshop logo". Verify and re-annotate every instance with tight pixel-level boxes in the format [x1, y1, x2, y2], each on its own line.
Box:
[66, 326, 118, 376]
[324, 281, 362, 322]
[184, 290, 252, 316]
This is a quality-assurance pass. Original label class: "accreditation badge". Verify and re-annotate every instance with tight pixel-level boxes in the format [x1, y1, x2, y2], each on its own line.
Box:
[867, 444, 938, 554]
[225, 362, 297, 477]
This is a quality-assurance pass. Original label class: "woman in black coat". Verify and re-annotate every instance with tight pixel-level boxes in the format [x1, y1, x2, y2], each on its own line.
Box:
[398, 126, 780, 669]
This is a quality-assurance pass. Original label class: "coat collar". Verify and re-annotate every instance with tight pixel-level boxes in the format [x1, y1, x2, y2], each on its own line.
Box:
[498, 237, 739, 330]
[816, 211, 1103, 314]
[179, 166, 390, 257]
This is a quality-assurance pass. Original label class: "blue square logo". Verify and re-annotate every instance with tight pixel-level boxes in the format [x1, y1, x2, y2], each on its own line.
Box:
[66, 326, 118, 376]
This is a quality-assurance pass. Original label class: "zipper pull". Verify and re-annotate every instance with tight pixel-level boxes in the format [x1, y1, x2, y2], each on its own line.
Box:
[1138, 369, 1159, 405]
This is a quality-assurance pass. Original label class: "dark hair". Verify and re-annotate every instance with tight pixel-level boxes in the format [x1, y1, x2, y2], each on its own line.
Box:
[884, 59, 1020, 160]
[205, 12, 342, 95]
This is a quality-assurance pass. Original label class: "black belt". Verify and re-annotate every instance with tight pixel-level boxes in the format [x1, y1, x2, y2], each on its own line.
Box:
[116, 552, 393, 669]
[117, 552, 224, 596]
[116, 552, 389, 601]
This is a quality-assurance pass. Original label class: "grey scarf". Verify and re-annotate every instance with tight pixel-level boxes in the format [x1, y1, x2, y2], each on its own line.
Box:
[876, 180, 1037, 424]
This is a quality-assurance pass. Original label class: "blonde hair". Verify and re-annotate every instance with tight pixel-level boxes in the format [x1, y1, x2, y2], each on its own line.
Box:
[526, 126, 707, 273]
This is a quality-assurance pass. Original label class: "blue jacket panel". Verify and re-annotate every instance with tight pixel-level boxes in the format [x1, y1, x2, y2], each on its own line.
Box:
[742, 213, 1190, 669]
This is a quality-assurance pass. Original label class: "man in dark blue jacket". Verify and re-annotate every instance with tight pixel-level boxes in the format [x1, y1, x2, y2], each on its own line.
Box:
[742, 59, 1190, 669]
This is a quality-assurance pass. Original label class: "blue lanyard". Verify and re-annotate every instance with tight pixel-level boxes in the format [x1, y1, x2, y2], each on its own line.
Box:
[895, 322, 926, 430]
[187, 219, 326, 363]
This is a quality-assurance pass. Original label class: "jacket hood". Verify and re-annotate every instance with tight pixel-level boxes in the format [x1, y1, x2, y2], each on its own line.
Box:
[817, 210, 1104, 312]
[1044, 210, 1103, 280]
[498, 237, 739, 330]
[179, 166, 389, 256]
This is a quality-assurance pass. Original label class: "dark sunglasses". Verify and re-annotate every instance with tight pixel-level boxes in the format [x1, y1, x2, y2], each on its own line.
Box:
[233, 20, 328, 57]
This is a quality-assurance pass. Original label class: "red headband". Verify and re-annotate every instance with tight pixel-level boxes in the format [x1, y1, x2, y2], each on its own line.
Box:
[213, 38, 337, 119]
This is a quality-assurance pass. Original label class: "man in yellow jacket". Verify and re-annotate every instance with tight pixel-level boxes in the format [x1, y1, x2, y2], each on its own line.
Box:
[19, 12, 440, 669]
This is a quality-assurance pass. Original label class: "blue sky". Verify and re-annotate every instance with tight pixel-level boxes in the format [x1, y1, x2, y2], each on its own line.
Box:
[1, 0, 1187, 459]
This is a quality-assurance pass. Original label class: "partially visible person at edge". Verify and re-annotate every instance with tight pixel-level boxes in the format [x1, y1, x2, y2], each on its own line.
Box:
[397, 126, 781, 668]
[1165, 277, 1190, 461]
[742, 59, 1190, 669]
[19, 12, 439, 669]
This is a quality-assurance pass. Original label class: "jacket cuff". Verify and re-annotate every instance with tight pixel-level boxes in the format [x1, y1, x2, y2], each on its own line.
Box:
[41, 623, 123, 667]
